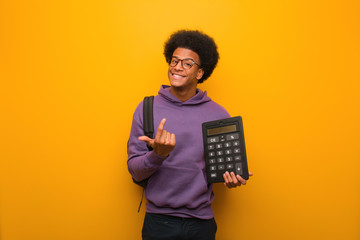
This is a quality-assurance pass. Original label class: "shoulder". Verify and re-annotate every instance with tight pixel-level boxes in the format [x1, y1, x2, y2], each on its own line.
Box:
[208, 100, 228, 110]
[133, 100, 144, 114]
[199, 99, 231, 120]
[132, 95, 157, 122]
[209, 99, 230, 114]
[131, 99, 146, 127]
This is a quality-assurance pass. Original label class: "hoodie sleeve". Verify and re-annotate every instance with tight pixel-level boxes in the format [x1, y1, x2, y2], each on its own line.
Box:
[127, 101, 167, 182]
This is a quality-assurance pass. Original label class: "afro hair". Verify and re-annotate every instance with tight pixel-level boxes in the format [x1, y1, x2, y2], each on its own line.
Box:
[163, 30, 219, 83]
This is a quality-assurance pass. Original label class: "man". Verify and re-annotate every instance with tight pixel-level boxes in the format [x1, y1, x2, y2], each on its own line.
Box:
[127, 30, 252, 240]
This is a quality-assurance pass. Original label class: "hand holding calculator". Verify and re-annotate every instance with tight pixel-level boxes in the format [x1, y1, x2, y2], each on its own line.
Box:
[202, 116, 249, 183]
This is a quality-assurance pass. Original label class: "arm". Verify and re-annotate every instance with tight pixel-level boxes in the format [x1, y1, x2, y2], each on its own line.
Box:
[127, 104, 175, 181]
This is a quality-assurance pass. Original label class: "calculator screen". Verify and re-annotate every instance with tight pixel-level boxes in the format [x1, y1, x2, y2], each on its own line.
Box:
[207, 124, 237, 136]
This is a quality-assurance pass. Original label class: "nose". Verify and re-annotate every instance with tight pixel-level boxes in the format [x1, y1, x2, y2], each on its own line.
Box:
[174, 60, 184, 70]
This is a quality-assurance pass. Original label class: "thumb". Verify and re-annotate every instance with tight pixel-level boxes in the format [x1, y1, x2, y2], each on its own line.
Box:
[138, 136, 153, 145]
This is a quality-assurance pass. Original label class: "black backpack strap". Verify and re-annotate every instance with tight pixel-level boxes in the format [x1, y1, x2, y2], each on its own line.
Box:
[143, 96, 154, 151]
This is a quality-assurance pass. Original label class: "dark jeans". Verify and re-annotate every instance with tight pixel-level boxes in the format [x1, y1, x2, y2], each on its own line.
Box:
[142, 213, 217, 240]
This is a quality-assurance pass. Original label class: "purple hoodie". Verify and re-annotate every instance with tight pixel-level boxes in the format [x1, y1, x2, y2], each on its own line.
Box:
[127, 85, 230, 219]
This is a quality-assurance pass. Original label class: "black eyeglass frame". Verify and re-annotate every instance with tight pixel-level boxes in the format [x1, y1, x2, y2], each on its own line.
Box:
[169, 56, 201, 69]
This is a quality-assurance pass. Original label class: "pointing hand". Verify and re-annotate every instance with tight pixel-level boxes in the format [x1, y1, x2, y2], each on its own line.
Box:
[138, 118, 176, 157]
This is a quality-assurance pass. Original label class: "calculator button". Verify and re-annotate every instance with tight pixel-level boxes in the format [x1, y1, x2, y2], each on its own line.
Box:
[208, 145, 215, 150]
[209, 159, 216, 164]
[225, 156, 233, 162]
[235, 163, 243, 175]
[218, 165, 225, 170]
[216, 151, 223, 156]
[210, 165, 217, 171]
[207, 137, 219, 143]
[226, 163, 234, 169]
[225, 149, 232, 155]
[233, 141, 240, 146]
[209, 152, 215, 157]
[233, 148, 241, 154]
[220, 135, 226, 142]
[234, 155, 241, 161]
[226, 133, 239, 141]
[210, 172, 217, 178]
[224, 142, 231, 148]
[216, 143, 223, 149]
[217, 157, 224, 163]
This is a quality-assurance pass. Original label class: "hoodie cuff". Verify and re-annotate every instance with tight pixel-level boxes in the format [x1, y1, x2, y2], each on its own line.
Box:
[144, 150, 167, 168]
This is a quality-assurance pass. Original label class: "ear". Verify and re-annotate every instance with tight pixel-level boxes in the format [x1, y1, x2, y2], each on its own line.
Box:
[196, 68, 204, 80]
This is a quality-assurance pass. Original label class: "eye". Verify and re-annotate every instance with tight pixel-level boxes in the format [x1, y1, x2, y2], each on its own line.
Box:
[183, 60, 194, 68]
[184, 62, 192, 68]
[171, 59, 178, 64]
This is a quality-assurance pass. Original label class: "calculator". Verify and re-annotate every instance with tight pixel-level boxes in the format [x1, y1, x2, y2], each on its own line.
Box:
[202, 116, 249, 183]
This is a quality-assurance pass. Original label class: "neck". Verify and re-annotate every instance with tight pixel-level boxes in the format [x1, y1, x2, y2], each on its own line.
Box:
[170, 86, 197, 102]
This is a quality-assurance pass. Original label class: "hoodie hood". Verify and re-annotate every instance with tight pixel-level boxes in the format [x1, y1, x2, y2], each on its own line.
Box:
[158, 85, 212, 105]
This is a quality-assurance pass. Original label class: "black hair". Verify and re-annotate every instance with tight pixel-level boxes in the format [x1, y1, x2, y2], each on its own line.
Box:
[163, 30, 219, 83]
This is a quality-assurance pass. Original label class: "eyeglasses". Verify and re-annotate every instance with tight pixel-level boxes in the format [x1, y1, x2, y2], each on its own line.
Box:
[169, 57, 201, 70]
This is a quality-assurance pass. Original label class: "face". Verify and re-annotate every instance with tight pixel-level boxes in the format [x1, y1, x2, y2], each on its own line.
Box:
[168, 47, 204, 91]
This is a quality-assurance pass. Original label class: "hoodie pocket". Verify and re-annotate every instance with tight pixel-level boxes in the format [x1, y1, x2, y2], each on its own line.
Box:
[146, 165, 211, 209]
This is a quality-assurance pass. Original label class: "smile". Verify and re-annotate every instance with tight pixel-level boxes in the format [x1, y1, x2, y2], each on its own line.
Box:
[171, 72, 186, 79]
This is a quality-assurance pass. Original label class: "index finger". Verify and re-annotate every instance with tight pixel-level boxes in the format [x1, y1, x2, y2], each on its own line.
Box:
[154, 118, 167, 141]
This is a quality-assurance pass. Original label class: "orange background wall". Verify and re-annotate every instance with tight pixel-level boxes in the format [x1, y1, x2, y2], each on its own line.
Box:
[1, 1, 359, 239]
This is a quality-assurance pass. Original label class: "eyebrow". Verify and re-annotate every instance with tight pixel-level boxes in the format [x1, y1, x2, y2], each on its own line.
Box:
[171, 56, 195, 62]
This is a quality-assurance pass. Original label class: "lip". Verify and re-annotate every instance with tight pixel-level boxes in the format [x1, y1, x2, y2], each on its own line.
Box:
[171, 72, 186, 79]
